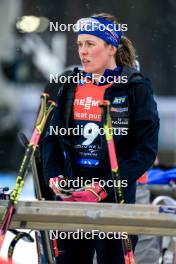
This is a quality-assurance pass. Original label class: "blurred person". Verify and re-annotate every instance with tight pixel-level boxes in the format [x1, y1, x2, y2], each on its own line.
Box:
[135, 172, 161, 264]
[42, 13, 160, 264]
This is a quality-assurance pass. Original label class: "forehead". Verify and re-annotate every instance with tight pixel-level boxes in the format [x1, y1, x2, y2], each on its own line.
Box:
[77, 34, 104, 43]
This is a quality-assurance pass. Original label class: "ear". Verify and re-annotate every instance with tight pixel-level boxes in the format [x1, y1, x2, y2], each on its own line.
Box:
[108, 45, 117, 56]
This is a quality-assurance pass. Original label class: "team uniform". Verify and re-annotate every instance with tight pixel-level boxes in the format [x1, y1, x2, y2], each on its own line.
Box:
[42, 65, 159, 263]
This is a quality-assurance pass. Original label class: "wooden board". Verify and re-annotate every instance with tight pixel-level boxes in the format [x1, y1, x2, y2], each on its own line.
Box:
[0, 201, 176, 236]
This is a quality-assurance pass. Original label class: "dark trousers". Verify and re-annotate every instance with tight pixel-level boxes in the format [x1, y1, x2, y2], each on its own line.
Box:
[56, 235, 138, 264]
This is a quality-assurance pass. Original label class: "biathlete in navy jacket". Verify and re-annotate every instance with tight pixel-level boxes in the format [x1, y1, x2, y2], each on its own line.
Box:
[42, 12, 160, 264]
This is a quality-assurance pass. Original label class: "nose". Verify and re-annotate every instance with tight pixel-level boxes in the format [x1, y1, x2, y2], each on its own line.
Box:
[79, 44, 88, 56]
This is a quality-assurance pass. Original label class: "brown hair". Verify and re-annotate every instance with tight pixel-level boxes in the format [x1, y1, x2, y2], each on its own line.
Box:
[92, 13, 136, 68]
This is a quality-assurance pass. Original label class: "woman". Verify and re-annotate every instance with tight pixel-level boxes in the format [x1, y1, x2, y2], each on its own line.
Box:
[43, 13, 159, 264]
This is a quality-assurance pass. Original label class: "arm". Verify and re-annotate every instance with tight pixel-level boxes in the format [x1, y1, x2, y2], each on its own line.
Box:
[119, 80, 160, 184]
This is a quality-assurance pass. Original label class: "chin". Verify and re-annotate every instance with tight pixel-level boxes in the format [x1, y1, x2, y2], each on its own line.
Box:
[83, 66, 99, 74]
[83, 66, 91, 73]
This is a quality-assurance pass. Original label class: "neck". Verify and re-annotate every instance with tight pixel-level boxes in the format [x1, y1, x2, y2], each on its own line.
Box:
[93, 63, 117, 84]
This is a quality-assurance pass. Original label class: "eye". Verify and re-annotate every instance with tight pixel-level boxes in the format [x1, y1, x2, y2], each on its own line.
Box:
[77, 42, 82, 48]
[87, 42, 94, 46]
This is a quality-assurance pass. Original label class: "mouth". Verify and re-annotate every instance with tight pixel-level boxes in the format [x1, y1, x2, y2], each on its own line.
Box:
[81, 59, 90, 65]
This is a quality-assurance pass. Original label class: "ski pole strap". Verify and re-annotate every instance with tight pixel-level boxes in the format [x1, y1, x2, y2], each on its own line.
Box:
[30, 93, 57, 148]
[8, 230, 34, 259]
[36, 93, 57, 134]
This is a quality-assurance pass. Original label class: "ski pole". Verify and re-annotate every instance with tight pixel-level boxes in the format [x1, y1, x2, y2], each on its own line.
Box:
[18, 132, 57, 264]
[32, 149, 58, 263]
[0, 93, 57, 253]
[100, 100, 135, 264]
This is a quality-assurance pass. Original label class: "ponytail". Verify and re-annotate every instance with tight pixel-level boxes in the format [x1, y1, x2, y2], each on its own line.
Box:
[116, 36, 136, 67]
[92, 13, 136, 68]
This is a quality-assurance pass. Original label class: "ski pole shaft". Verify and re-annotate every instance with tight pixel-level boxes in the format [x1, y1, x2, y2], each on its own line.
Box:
[100, 100, 135, 264]
[32, 155, 57, 263]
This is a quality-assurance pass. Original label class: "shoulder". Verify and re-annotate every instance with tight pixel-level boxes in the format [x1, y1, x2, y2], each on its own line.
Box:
[122, 66, 154, 102]
[122, 66, 158, 119]
[44, 67, 82, 101]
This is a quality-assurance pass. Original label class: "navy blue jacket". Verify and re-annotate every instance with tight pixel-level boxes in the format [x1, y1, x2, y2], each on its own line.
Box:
[42, 66, 159, 203]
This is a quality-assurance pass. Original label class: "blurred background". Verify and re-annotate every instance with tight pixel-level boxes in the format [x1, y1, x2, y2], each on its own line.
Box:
[0, 0, 176, 171]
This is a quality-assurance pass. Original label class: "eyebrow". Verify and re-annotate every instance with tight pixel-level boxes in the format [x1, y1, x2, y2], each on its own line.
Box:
[77, 40, 95, 44]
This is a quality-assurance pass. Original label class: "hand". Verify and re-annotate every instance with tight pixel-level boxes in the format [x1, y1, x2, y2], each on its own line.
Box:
[49, 175, 74, 201]
[72, 182, 107, 202]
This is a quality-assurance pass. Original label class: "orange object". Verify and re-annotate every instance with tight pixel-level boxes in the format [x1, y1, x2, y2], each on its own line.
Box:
[137, 172, 148, 184]
[73, 82, 111, 122]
